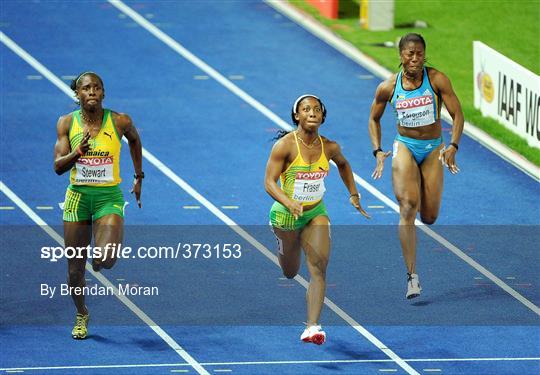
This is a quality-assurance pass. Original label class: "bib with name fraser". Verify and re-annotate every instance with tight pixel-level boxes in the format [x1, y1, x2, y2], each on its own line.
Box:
[395, 89, 436, 128]
[293, 170, 328, 202]
[74, 156, 114, 184]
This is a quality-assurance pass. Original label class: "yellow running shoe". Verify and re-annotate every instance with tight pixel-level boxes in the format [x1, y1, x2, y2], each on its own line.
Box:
[72, 313, 89, 339]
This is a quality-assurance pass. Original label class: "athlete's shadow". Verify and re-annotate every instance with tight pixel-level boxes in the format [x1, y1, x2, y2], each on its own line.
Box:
[87, 334, 113, 342]
[132, 338, 171, 351]
[89, 334, 169, 351]
[414, 285, 506, 306]
[326, 340, 381, 359]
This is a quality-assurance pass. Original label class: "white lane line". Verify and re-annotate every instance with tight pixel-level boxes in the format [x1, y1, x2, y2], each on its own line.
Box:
[106, 0, 291, 132]
[106, 0, 539, 317]
[194, 75, 209, 80]
[10, 0, 539, 369]
[221, 205, 239, 209]
[26, 75, 42, 80]
[2, 24, 417, 375]
[1, 357, 539, 371]
[183, 205, 201, 209]
[0, 206, 15, 210]
[423, 370, 442, 372]
[139, 129, 420, 373]
[368, 205, 385, 209]
[264, 0, 540, 181]
[0, 364, 191, 372]
[0, 34, 74, 98]
[228, 75, 244, 80]
[36, 206, 53, 210]
[379, 370, 397, 372]
[0, 181, 209, 375]
[418, 223, 539, 315]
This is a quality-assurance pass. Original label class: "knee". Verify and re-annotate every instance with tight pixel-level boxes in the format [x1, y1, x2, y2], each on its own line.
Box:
[68, 269, 85, 286]
[420, 215, 438, 225]
[308, 258, 328, 279]
[101, 258, 117, 270]
[283, 270, 298, 279]
[398, 198, 418, 219]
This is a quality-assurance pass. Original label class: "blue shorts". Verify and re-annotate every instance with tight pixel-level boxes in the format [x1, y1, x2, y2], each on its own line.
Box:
[394, 134, 443, 164]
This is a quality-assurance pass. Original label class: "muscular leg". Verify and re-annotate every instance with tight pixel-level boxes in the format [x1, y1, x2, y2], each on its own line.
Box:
[272, 227, 302, 279]
[392, 141, 421, 274]
[64, 220, 92, 315]
[92, 214, 124, 270]
[419, 144, 444, 224]
[300, 215, 330, 326]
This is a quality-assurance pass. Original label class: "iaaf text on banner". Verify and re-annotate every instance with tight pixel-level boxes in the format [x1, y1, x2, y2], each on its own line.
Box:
[473, 41, 540, 149]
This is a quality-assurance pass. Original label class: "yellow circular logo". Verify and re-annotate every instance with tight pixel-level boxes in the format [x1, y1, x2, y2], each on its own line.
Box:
[481, 73, 494, 103]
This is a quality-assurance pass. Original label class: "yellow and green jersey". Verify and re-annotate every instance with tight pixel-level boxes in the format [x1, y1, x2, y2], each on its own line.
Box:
[280, 132, 330, 206]
[69, 109, 122, 186]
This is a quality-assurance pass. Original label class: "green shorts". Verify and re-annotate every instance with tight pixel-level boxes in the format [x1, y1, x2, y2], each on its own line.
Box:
[269, 201, 328, 231]
[63, 185, 125, 222]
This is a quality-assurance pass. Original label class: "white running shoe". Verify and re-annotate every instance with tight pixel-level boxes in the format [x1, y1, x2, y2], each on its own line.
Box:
[300, 325, 326, 345]
[406, 273, 422, 299]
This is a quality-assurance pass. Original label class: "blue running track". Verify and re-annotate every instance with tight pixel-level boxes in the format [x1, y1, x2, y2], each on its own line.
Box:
[1, 1, 539, 374]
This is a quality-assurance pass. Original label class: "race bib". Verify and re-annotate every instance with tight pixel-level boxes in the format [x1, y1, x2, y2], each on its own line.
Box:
[292, 171, 328, 203]
[74, 156, 114, 184]
[395, 91, 436, 127]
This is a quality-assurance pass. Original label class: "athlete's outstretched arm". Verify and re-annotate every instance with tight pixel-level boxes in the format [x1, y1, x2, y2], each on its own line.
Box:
[53, 114, 91, 175]
[368, 81, 393, 179]
[264, 139, 303, 219]
[329, 142, 370, 219]
[116, 113, 143, 207]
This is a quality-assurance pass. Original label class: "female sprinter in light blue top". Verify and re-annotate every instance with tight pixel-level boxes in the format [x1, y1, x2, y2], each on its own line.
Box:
[368, 33, 464, 299]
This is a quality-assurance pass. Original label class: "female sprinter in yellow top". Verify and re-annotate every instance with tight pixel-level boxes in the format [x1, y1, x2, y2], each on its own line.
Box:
[265, 94, 370, 345]
[53, 72, 143, 339]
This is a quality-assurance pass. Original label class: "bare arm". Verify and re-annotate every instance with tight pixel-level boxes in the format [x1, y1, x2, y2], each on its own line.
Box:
[114, 113, 143, 207]
[53, 114, 90, 175]
[435, 71, 464, 146]
[328, 142, 358, 196]
[368, 79, 394, 179]
[329, 142, 370, 219]
[433, 70, 464, 174]
[264, 138, 302, 218]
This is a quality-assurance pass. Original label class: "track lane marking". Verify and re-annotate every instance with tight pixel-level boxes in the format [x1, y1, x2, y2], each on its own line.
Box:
[1, 356, 539, 372]
[102, 2, 540, 317]
[1, 27, 418, 375]
[0, 181, 209, 375]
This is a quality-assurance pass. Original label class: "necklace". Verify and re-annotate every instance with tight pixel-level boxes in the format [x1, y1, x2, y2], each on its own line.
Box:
[296, 132, 320, 149]
[80, 110, 102, 124]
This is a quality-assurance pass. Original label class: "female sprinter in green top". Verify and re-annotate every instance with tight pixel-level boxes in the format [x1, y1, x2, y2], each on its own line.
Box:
[265, 94, 370, 345]
[53, 72, 143, 339]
